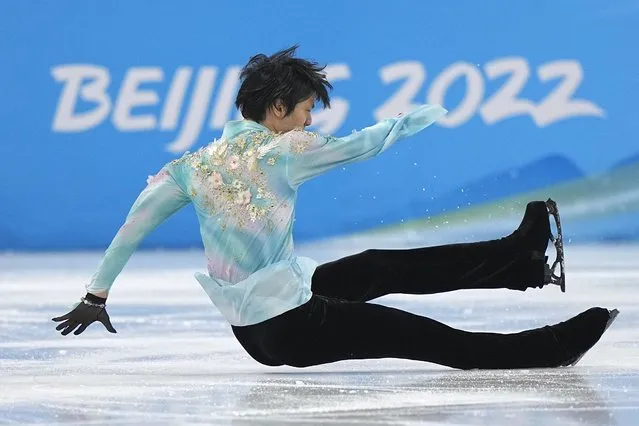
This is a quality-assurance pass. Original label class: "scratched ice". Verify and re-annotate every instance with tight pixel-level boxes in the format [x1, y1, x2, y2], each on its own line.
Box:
[1, 238, 638, 425]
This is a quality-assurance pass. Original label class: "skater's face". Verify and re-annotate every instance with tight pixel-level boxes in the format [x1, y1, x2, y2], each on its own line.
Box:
[266, 95, 314, 133]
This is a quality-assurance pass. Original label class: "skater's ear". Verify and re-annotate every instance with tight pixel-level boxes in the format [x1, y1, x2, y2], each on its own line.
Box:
[271, 99, 287, 119]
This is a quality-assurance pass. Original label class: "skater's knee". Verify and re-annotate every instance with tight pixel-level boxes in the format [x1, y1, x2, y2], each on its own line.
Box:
[235, 339, 284, 367]
[248, 352, 284, 367]
[361, 248, 382, 258]
[261, 334, 321, 368]
[282, 359, 314, 368]
[358, 249, 384, 271]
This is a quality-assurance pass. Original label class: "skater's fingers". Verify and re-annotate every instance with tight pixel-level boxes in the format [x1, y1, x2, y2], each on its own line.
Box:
[61, 322, 79, 336]
[99, 311, 117, 334]
[73, 323, 90, 335]
[52, 313, 71, 322]
[55, 319, 73, 331]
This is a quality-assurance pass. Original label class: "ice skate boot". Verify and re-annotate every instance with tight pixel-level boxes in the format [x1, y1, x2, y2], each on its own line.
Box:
[545, 307, 619, 367]
[512, 199, 566, 292]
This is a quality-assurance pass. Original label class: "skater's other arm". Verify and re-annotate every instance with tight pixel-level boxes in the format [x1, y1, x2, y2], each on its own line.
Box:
[86, 165, 190, 296]
[284, 104, 447, 186]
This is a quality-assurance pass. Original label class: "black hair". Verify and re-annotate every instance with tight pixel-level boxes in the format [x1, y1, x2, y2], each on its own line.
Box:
[235, 45, 332, 122]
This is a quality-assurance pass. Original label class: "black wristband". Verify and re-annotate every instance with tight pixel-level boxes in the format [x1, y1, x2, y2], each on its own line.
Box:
[84, 292, 107, 305]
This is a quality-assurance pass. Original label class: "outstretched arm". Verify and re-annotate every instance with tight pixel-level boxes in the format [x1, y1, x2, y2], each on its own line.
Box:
[284, 104, 447, 186]
[53, 164, 190, 336]
[87, 166, 190, 295]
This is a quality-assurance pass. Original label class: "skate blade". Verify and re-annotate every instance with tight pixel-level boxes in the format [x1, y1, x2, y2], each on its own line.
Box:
[545, 198, 566, 293]
[568, 309, 620, 367]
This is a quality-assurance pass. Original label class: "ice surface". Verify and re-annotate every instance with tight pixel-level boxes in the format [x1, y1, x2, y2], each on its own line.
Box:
[1, 242, 638, 425]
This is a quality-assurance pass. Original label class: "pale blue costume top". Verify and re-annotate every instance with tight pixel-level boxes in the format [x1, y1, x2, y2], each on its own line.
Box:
[86, 104, 447, 326]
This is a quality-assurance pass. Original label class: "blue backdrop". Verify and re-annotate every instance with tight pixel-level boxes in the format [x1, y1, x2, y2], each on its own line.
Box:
[2, 1, 638, 250]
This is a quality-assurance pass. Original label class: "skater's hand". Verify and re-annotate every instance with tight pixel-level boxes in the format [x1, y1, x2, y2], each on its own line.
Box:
[52, 293, 117, 336]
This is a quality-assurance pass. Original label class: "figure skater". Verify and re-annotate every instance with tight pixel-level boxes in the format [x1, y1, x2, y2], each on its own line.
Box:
[53, 45, 618, 370]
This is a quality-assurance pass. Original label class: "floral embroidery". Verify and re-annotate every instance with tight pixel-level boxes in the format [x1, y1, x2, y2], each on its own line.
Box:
[172, 131, 279, 230]
[227, 155, 240, 170]
[235, 190, 252, 205]
[209, 172, 223, 188]
[168, 125, 333, 231]
[206, 140, 228, 166]
[146, 169, 169, 187]
[278, 128, 321, 154]
[256, 187, 267, 199]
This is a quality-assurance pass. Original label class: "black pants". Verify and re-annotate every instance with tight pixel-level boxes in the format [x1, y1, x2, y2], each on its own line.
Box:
[231, 236, 563, 370]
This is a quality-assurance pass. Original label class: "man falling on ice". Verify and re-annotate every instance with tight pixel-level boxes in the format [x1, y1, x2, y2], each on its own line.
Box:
[54, 45, 618, 369]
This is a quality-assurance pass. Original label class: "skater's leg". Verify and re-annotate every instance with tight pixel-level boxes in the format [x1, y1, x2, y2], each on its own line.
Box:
[311, 245, 545, 302]
[232, 295, 614, 370]
[311, 200, 561, 302]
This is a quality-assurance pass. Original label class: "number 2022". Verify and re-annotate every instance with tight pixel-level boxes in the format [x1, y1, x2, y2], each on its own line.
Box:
[373, 58, 605, 127]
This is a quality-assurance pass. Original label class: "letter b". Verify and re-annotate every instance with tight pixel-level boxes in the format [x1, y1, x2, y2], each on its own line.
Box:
[51, 65, 111, 132]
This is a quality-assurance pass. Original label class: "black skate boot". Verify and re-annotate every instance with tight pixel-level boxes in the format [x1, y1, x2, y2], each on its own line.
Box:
[546, 307, 619, 367]
[511, 199, 566, 292]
